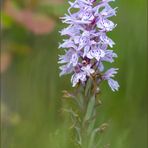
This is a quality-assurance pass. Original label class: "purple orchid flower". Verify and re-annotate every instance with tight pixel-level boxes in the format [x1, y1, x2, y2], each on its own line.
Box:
[59, 0, 119, 91]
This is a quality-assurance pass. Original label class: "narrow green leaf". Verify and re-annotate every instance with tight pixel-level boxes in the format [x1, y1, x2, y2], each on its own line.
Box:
[88, 127, 100, 148]
[85, 78, 92, 97]
[84, 95, 96, 122]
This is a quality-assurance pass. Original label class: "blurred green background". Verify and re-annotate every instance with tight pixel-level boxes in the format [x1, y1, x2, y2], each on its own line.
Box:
[1, 0, 147, 148]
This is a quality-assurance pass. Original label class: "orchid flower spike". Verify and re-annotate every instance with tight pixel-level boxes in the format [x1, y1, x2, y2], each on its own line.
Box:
[59, 0, 119, 91]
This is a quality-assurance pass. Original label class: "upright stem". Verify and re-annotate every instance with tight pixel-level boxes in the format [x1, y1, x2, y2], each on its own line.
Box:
[63, 78, 108, 147]
[75, 78, 99, 148]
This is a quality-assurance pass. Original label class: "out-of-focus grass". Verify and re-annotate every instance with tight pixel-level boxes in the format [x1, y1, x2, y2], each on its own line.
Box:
[1, 0, 147, 148]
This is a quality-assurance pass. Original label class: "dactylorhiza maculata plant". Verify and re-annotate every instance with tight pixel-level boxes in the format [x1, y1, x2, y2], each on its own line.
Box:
[58, 0, 119, 147]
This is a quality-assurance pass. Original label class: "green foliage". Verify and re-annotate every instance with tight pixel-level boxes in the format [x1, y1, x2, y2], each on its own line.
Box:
[1, 0, 147, 148]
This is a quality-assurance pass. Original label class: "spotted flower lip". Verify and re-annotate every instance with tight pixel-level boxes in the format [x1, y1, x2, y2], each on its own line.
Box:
[59, 0, 119, 91]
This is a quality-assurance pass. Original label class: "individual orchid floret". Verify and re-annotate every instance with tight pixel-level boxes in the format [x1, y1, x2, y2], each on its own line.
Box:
[102, 68, 119, 91]
[102, 50, 117, 63]
[108, 78, 119, 91]
[103, 68, 118, 79]
[86, 46, 105, 61]
[81, 64, 95, 76]
[71, 71, 87, 87]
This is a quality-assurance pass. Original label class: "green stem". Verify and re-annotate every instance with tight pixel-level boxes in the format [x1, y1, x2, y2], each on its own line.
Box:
[79, 79, 98, 148]
[69, 78, 104, 148]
